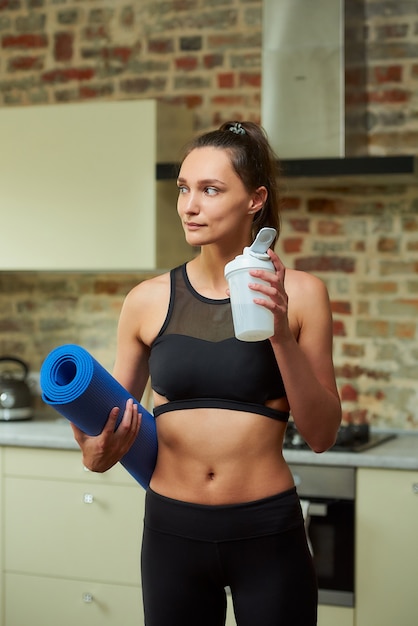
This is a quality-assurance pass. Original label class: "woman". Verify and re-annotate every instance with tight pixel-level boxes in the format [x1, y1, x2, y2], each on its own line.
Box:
[71, 121, 341, 626]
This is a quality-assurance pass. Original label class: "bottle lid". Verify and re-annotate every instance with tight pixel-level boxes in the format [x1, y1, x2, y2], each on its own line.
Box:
[244, 227, 276, 260]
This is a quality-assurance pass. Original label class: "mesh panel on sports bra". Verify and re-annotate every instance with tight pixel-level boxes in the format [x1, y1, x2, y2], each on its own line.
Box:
[161, 264, 234, 341]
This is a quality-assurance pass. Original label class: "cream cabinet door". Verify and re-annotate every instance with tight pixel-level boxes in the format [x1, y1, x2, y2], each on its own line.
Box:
[225, 591, 354, 625]
[0, 100, 192, 271]
[356, 468, 418, 626]
[317, 605, 354, 626]
[5, 476, 143, 585]
[5, 572, 143, 626]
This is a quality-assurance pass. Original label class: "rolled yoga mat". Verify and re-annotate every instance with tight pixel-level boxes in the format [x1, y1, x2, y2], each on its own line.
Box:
[40, 344, 157, 489]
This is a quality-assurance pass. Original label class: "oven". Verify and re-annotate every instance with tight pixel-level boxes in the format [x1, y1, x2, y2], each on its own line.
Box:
[285, 423, 396, 608]
[290, 463, 355, 608]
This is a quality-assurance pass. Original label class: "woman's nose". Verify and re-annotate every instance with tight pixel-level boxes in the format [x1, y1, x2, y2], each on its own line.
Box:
[181, 191, 199, 214]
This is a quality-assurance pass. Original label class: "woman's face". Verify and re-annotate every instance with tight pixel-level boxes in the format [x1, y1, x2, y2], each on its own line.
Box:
[177, 146, 263, 249]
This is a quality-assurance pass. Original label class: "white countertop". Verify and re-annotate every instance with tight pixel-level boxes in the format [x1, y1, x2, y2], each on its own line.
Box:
[0, 414, 78, 451]
[1, 414, 417, 471]
[283, 434, 418, 471]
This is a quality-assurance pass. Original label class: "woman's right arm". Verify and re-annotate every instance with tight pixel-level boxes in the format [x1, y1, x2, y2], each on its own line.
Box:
[71, 282, 153, 472]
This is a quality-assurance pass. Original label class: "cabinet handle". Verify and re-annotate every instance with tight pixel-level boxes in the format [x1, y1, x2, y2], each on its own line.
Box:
[413, 483, 418, 494]
[82, 593, 94, 603]
[83, 493, 94, 504]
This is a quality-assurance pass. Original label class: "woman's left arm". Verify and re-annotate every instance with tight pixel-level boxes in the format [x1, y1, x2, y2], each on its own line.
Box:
[250, 249, 342, 452]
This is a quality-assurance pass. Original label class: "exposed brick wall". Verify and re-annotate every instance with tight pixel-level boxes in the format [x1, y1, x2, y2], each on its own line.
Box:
[345, 0, 418, 155]
[279, 184, 418, 430]
[0, 0, 263, 130]
[0, 0, 417, 143]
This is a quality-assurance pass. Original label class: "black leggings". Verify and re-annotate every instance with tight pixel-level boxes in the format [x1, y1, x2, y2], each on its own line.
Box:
[141, 487, 318, 626]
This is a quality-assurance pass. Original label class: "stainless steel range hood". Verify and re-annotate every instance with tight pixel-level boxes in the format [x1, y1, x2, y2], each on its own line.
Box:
[261, 0, 418, 185]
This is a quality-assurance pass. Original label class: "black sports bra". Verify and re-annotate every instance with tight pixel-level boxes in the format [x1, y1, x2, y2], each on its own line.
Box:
[148, 264, 289, 422]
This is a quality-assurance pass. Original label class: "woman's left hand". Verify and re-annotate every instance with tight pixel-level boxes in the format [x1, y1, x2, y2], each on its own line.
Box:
[248, 248, 291, 341]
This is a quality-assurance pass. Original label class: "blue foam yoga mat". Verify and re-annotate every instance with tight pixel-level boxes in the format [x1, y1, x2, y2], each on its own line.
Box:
[40, 344, 157, 488]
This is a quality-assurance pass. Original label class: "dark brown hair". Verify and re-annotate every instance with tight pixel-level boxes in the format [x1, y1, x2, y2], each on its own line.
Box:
[182, 121, 281, 246]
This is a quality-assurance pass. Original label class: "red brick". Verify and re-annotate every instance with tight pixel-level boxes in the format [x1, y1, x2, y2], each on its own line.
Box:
[239, 72, 261, 88]
[333, 320, 346, 336]
[308, 198, 341, 214]
[377, 237, 399, 253]
[295, 256, 355, 273]
[166, 94, 203, 108]
[282, 237, 303, 253]
[211, 94, 245, 106]
[54, 32, 74, 62]
[340, 384, 358, 402]
[2, 33, 48, 48]
[218, 72, 235, 88]
[394, 322, 416, 339]
[203, 53, 223, 69]
[368, 88, 409, 104]
[283, 197, 302, 211]
[331, 301, 352, 314]
[317, 220, 344, 235]
[175, 56, 198, 71]
[286, 217, 309, 232]
[102, 47, 133, 63]
[79, 83, 113, 98]
[370, 65, 402, 84]
[42, 67, 95, 83]
[8, 55, 43, 71]
[148, 39, 174, 54]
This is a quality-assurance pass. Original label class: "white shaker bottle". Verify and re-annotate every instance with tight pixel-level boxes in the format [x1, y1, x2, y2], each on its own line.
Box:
[224, 227, 277, 341]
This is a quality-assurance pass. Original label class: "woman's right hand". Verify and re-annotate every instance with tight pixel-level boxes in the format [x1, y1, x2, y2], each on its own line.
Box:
[70, 398, 141, 473]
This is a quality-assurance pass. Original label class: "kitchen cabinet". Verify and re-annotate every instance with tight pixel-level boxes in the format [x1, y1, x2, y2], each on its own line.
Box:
[0, 448, 3, 626]
[224, 585, 354, 625]
[2, 446, 144, 626]
[0, 99, 194, 271]
[317, 605, 354, 626]
[356, 467, 418, 626]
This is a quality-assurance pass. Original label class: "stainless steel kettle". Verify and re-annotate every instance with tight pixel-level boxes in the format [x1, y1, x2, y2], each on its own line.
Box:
[0, 356, 33, 421]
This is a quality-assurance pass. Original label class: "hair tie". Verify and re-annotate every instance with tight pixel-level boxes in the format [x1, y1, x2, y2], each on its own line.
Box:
[228, 122, 246, 136]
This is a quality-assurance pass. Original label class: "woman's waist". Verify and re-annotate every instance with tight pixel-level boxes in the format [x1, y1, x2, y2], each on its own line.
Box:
[150, 445, 293, 505]
[144, 485, 304, 540]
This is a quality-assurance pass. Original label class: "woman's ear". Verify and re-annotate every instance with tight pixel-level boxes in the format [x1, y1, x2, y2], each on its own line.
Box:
[248, 186, 268, 215]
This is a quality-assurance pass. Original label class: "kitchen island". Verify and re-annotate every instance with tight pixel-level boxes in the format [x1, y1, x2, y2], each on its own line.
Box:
[0, 416, 417, 626]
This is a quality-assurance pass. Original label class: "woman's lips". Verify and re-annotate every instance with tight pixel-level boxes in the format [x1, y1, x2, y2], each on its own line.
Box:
[185, 222, 204, 230]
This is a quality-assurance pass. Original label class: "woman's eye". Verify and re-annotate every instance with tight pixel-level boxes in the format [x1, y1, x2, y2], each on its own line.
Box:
[205, 187, 218, 195]
[177, 185, 187, 194]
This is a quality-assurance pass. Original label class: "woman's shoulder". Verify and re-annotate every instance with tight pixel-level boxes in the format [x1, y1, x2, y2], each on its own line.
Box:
[285, 267, 329, 298]
[125, 270, 171, 305]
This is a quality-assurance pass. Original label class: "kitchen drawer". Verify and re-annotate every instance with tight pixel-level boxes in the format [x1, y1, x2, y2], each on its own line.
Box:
[3, 446, 137, 486]
[5, 476, 144, 584]
[222, 596, 354, 626]
[5, 572, 144, 626]
[317, 605, 354, 626]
